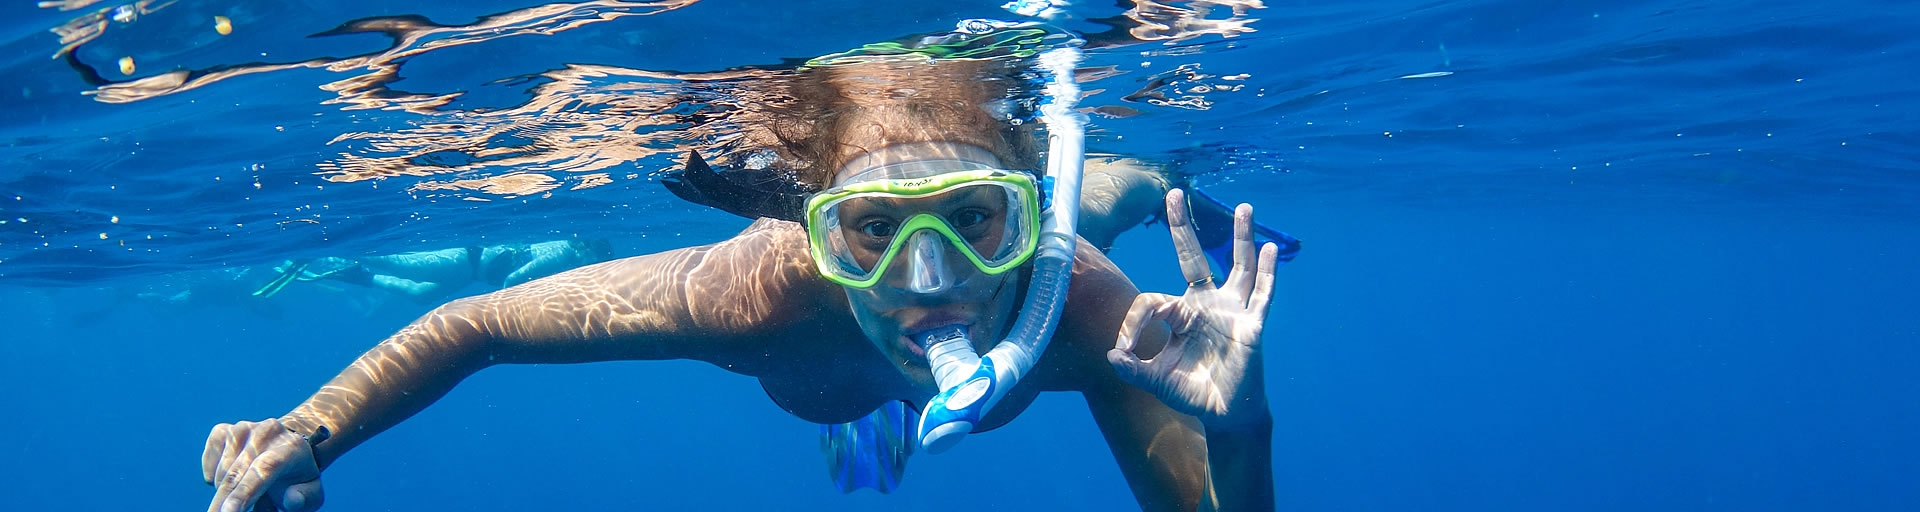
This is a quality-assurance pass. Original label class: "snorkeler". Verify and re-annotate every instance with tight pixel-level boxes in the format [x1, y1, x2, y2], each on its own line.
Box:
[670, 144, 1291, 494]
[204, 38, 1284, 512]
[251, 239, 615, 301]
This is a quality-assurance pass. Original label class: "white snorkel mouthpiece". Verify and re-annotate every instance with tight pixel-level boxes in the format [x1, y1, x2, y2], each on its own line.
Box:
[915, 45, 1086, 454]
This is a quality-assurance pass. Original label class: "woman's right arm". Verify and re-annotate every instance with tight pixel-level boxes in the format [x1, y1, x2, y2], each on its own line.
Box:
[205, 220, 823, 512]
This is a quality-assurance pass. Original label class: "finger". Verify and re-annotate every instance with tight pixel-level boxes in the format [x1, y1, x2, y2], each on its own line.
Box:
[221, 454, 280, 512]
[204, 424, 233, 485]
[1153, 299, 1193, 335]
[276, 479, 325, 512]
[216, 421, 253, 483]
[1116, 292, 1177, 355]
[208, 460, 237, 512]
[259, 479, 292, 512]
[1222, 203, 1258, 299]
[1163, 189, 1214, 288]
[210, 425, 251, 512]
[1248, 242, 1280, 315]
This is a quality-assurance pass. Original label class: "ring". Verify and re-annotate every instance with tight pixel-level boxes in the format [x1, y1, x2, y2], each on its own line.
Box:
[1188, 275, 1215, 288]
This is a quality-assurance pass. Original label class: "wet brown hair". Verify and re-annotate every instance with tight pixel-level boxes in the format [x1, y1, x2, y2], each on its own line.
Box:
[750, 58, 1042, 188]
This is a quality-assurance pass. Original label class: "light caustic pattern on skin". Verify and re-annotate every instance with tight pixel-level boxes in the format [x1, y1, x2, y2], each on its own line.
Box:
[279, 218, 824, 456]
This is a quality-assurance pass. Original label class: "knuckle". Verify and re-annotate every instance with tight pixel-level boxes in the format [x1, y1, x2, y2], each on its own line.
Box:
[248, 461, 276, 481]
[252, 423, 283, 442]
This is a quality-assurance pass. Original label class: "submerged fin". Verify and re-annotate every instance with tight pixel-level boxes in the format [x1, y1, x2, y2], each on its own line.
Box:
[251, 260, 310, 298]
[296, 260, 366, 284]
[1187, 188, 1302, 272]
[819, 401, 916, 494]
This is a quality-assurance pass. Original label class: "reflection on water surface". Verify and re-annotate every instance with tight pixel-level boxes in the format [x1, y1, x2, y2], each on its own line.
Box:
[43, 0, 1263, 199]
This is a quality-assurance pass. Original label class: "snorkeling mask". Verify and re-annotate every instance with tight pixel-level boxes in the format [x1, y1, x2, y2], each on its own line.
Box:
[805, 166, 1044, 290]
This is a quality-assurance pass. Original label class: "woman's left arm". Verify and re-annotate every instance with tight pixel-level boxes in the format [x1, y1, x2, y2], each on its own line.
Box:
[1059, 228, 1278, 511]
[1079, 371, 1273, 512]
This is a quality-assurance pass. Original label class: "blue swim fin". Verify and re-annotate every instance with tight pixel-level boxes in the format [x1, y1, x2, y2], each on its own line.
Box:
[819, 401, 916, 494]
[1187, 188, 1301, 272]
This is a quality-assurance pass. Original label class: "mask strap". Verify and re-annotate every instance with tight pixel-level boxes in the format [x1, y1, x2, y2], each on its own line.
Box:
[836, 143, 1003, 185]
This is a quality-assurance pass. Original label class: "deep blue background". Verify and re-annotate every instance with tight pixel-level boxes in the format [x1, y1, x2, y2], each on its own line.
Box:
[3, 0, 1917, 510]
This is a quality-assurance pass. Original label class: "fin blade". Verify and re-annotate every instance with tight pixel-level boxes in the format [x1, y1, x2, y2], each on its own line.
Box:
[820, 402, 916, 494]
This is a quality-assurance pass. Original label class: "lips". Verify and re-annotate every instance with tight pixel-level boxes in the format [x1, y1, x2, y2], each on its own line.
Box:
[903, 311, 969, 335]
[899, 310, 971, 359]
[899, 336, 929, 359]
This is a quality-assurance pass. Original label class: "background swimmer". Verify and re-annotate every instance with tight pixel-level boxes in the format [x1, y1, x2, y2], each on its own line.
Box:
[253, 239, 615, 302]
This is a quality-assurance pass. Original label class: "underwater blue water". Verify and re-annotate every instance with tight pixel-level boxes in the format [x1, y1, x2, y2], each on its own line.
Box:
[2, 0, 1917, 510]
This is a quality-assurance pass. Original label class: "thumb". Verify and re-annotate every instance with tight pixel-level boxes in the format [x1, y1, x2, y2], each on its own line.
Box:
[273, 479, 325, 512]
[1107, 348, 1150, 387]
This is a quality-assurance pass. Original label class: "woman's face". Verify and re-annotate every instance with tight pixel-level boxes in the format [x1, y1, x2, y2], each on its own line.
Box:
[827, 152, 1025, 388]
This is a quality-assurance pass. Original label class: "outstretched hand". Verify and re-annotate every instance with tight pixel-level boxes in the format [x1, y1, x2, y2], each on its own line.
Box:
[1110, 189, 1280, 429]
[204, 418, 324, 512]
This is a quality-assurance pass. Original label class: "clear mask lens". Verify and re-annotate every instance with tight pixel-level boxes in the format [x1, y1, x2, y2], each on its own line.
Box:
[810, 175, 1039, 287]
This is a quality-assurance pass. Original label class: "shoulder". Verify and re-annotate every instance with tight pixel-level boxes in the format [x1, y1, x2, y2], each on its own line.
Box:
[1063, 242, 1139, 339]
[1028, 239, 1161, 391]
[708, 218, 819, 280]
[571, 218, 832, 332]
[688, 218, 837, 322]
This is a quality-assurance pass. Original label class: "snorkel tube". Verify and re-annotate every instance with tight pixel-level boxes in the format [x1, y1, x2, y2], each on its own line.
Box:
[915, 46, 1087, 454]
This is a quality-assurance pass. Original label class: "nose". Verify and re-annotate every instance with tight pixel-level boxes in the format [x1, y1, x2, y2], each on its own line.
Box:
[904, 230, 953, 294]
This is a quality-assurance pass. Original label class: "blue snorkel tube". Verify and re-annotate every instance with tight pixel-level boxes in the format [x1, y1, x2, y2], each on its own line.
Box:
[916, 46, 1087, 454]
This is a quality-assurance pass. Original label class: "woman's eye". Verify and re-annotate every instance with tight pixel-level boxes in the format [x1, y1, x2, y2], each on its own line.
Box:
[949, 209, 989, 228]
[859, 220, 897, 238]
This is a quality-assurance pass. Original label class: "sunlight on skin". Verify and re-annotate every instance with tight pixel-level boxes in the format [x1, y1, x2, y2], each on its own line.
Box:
[198, 32, 1277, 512]
[280, 220, 824, 467]
[227, 191, 1252, 510]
